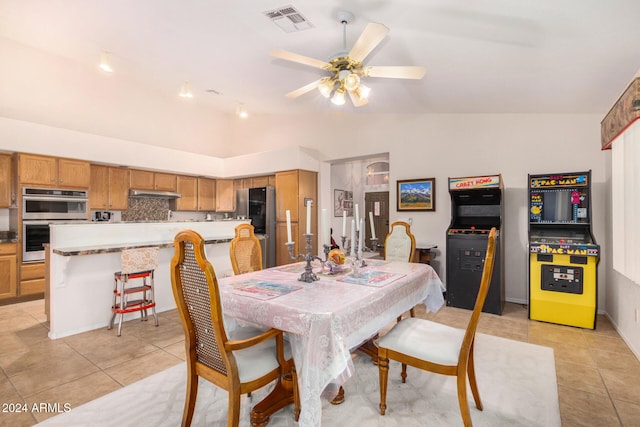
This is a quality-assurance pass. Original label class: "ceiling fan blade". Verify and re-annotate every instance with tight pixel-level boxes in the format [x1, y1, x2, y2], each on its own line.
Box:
[365, 66, 427, 79]
[348, 90, 369, 107]
[286, 79, 323, 98]
[348, 23, 390, 63]
[270, 50, 331, 70]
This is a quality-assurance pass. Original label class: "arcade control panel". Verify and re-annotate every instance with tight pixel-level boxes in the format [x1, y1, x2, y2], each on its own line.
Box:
[447, 227, 492, 235]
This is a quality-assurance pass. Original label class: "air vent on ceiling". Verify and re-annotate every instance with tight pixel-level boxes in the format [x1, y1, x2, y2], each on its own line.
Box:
[264, 5, 313, 33]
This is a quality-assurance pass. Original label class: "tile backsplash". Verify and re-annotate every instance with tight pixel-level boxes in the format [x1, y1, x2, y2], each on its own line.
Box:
[121, 197, 170, 222]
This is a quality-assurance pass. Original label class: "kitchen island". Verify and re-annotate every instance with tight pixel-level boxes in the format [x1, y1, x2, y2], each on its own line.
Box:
[46, 220, 249, 339]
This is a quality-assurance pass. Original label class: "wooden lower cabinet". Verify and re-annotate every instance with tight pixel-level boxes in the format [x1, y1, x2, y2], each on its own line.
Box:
[0, 243, 17, 299]
[20, 262, 45, 296]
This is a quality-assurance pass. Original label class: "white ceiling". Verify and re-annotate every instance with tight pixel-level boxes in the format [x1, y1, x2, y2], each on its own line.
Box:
[1, 0, 639, 116]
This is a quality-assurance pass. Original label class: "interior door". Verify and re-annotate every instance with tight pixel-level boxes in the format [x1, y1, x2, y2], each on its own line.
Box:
[364, 191, 389, 252]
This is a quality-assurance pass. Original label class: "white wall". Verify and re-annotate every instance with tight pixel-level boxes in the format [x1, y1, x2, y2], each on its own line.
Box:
[229, 113, 606, 306]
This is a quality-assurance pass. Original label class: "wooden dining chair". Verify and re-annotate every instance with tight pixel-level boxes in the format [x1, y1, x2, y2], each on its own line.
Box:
[377, 227, 497, 427]
[384, 221, 417, 319]
[171, 229, 299, 427]
[383, 221, 416, 262]
[229, 223, 263, 275]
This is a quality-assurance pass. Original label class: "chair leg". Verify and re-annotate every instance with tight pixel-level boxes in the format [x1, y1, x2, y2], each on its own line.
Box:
[467, 341, 483, 411]
[456, 369, 473, 427]
[181, 365, 198, 427]
[378, 355, 389, 415]
[227, 391, 241, 427]
[401, 363, 407, 383]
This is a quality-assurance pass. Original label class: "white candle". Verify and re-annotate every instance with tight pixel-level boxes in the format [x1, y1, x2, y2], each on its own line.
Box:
[342, 211, 347, 237]
[369, 211, 376, 239]
[322, 208, 330, 246]
[350, 219, 356, 256]
[285, 210, 293, 244]
[355, 204, 360, 231]
[306, 200, 311, 235]
[358, 218, 364, 253]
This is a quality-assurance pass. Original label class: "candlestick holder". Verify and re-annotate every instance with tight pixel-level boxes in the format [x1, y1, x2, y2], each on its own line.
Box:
[341, 236, 347, 252]
[286, 234, 321, 283]
[370, 237, 378, 253]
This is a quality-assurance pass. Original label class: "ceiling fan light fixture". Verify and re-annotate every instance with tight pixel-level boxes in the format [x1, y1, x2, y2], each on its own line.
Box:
[356, 83, 371, 100]
[98, 51, 113, 73]
[343, 73, 360, 91]
[331, 87, 346, 106]
[318, 78, 335, 98]
[179, 81, 193, 98]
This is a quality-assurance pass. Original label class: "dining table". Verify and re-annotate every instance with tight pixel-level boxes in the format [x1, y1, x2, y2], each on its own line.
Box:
[218, 258, 445, 427]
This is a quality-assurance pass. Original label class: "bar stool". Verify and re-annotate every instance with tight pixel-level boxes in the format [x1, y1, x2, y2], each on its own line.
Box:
[108, 247, 159, 336]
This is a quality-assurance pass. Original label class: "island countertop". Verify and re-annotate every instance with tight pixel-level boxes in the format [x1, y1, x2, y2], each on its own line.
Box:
[52, 237, 233, 256]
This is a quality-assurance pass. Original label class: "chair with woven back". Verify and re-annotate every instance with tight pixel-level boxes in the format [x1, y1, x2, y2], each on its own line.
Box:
[171, 229, 299, 427]
[384, 221, 417, 319]
[377, 227, 498, 427]
[230, 223, 262, 275]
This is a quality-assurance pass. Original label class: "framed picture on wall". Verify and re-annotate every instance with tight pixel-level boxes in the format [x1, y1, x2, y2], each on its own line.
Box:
[397, 178, 436, 211]
[334, 189, 345, 216]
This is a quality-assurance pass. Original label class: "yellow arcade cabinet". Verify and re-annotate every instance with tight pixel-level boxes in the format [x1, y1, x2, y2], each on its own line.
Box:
[528, 171, 599, 329]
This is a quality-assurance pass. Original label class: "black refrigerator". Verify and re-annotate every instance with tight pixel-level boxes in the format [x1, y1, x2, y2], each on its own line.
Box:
[237, 186, 276, 268]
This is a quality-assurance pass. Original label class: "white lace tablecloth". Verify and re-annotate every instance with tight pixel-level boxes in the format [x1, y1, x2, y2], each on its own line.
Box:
[219, 260, 445, 427]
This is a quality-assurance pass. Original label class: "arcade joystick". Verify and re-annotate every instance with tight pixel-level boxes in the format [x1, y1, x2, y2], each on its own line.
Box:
[471, 226, 475, 232]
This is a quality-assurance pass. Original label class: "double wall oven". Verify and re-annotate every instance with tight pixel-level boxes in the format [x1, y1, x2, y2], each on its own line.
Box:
[22, 187, 88, 262]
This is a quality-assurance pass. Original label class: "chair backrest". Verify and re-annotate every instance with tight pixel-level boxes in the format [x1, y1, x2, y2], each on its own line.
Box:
[120, 247, 159, 274]
[171, 230, 232, 377]
[230, 223, 263, 275]
[384, 221, 416, 262]
[459, 227, 497, 363]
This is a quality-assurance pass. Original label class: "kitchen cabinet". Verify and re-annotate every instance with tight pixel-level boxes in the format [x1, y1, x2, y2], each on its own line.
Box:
[17, 153, 90, 188]
[197, 178, 216, 211]
[130, 170, 177, 192]
[0, 243, 17, 299]
[251, 176, 270, 188]
[90, 165, 129, 210]
[20, 262, 45, 296]
[175, 175, 198, 211]
[0, 153, 13, 208]
[216, 179, 235, 212]
[154, 172, 177, 191]
[275, 169, 317, 265]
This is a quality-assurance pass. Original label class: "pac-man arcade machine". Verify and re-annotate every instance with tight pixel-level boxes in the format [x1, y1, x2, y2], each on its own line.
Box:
[528, 171, 599, 329]
[446, 174, 504, 315]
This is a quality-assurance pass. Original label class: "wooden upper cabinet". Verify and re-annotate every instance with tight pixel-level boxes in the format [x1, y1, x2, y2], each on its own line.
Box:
[0, 154, 13, 208]
[89, 165, 109, 209]
[251, 176, 270, 188]
[276, 170, 301, 222]
[90, 166, 129, 210]
[130, 170, 177, 192]
[129, 170, 155, 190]
[215, 179, 235, 212]
[108, 168, 130, 210]
[154, 172, 177, 191]
[197, 178, 216, 211]
[58, 159, 91, 187]
[175, 176, 198, 211]
[17, 153, 90, 188]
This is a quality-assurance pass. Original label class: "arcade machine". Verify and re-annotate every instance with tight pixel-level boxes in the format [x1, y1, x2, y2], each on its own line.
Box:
[446, 174, 504, 314]
[528, 171, 599, 329]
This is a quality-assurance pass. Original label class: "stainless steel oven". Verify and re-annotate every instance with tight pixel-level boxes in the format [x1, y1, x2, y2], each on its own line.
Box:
[22, 188, 88, 262]
[23, 187, 88, 220]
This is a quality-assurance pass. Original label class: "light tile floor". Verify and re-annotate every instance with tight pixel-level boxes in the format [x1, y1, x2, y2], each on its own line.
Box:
[0, 300, 639, 426]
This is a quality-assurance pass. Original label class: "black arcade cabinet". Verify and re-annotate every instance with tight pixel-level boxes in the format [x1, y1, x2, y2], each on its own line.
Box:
[446, 175, 505, 315]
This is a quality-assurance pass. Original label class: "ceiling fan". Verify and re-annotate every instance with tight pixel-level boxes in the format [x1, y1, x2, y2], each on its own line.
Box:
[270, 11, 427, 107]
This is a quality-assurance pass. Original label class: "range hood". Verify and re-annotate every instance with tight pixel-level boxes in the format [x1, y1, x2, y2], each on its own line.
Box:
[129, 189, 182, 199]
